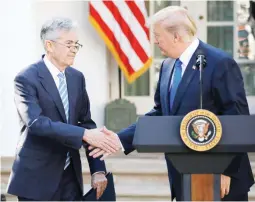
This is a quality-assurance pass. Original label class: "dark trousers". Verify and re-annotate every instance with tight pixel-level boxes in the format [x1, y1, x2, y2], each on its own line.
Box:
[18, 161, 82, 201]
[174, 192, 248, 201]
[222, 192, 248, 201]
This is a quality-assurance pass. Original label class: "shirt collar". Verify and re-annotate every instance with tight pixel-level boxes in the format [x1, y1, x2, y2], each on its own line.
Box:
[43, 55, 64, 79]
[179, 38, 199, 67]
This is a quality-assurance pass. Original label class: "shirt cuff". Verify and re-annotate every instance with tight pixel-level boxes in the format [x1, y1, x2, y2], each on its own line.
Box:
[120, 140, 125, 152]
[92, 171, 105, 176]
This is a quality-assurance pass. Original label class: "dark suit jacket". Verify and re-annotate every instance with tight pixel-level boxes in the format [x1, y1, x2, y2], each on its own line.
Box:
[7, 57, 106, 200]
[118, 41, 254, 200]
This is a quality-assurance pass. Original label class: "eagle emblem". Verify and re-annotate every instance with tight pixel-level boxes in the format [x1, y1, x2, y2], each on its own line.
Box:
[192, 119, 212, 142]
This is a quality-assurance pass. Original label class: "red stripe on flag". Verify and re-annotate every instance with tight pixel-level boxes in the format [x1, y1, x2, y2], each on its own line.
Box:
[125, 0, 150, 40]
[90, 3, 135, 75]
[103, 0, 149, 64]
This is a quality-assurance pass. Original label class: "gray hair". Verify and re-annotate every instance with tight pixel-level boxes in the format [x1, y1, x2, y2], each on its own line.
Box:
[148, 6, 197, 42]
[40, 17, 78, 47]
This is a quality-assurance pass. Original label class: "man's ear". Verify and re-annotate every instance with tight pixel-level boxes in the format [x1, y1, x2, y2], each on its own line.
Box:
[173, 32, 180, 43]
[45, 40, 54, 52]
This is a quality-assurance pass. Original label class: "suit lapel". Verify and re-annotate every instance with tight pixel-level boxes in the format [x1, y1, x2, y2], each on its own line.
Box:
[65, 68, 76, 124]
[37, 60, 67, 123]
[171, 42, 203, 115]
[160, 58, 175, 115]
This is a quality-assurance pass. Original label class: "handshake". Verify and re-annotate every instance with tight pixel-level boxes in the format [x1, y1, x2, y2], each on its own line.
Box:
[83, 127, 121, 160]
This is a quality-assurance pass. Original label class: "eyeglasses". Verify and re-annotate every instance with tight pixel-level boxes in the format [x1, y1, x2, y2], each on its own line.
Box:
[51, 40, 83, 51]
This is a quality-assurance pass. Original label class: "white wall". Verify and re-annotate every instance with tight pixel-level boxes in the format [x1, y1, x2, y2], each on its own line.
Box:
[0, 1, 109, 156]
[0, 0, 38, 157]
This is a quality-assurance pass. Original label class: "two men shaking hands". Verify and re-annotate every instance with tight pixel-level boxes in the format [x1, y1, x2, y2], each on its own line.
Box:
[84, 127, 122, 160]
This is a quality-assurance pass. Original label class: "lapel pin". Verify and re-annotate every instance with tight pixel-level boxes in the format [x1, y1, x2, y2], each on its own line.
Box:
[192, 65, 197, 70]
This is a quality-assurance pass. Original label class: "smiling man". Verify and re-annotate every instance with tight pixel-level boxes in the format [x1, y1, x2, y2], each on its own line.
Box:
[7, 17, 120, 201]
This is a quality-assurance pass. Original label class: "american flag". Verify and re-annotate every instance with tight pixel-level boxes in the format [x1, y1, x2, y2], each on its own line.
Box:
[89, 0, 152, 83]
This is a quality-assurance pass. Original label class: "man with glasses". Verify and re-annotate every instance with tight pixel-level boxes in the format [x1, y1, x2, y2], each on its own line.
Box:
[7, 17, 120, 201]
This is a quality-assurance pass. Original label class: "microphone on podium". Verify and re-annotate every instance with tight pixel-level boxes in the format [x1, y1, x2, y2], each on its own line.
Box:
[195, 49, 207, 109]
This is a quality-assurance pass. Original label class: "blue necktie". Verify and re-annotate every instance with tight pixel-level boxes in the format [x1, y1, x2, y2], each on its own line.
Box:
[170, 59, 182, 110]
[57, 72, 70, 170]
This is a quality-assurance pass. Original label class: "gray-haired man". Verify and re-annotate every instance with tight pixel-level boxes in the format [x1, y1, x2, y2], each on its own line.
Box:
[7, 17, 119, 201]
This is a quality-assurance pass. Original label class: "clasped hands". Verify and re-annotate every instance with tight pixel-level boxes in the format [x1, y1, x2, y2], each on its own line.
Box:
[83, 127, 121, 160]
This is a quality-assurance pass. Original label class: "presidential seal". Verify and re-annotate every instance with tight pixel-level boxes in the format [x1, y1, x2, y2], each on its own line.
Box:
[180, 109, 222, 152]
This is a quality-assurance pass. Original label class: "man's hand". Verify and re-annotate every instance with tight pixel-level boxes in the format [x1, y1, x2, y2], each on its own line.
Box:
[88, 146, 111, 160]
[91, 173, 108, 199]
[221, 174, 231, 198]
[83, 128, 119, 153]
[88, 127, 122, 160]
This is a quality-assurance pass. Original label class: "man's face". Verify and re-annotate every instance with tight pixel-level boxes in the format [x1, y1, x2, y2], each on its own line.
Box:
[153, 23, 178, 58]
[46, 30, 81, 67]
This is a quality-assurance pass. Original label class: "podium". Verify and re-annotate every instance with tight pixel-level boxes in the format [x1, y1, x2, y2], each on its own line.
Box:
[133, 115, 255, 201]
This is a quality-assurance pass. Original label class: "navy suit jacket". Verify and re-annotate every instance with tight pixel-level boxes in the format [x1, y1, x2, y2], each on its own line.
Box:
[118, 41, 254, 200]
[7, 57, 106, 200]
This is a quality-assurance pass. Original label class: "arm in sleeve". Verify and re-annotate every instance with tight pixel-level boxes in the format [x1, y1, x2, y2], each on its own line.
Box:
[118, 60, 165, 154]
[78, 75, 106, 174]
[212, 57, 249, 177]
[14, 75, 85, 150]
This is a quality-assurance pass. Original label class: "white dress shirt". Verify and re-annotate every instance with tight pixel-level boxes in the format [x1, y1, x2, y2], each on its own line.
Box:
[170, 38, 199, 87]
[43, 55, 65, 87]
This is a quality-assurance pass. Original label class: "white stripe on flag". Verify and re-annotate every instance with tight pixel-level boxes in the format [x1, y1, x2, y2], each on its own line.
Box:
[113, 1, 151, 57]
[90, 1, 144, 70]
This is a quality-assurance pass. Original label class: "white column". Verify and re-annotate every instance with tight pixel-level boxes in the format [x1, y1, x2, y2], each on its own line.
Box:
[0, 0, 37, 156]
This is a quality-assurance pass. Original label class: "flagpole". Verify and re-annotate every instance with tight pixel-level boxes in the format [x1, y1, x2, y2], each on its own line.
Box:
[118, 68, 122, 99]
